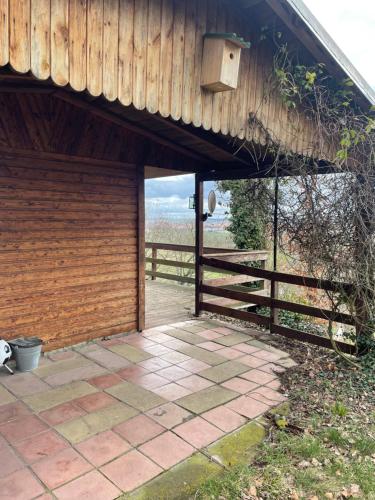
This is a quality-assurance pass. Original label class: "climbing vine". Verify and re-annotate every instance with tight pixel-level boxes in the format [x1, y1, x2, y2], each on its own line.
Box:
[236, 33, 375, 359]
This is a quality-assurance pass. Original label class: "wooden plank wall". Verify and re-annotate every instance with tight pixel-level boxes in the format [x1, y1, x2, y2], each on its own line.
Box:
[0, 0, 324, 157]
[0, 152, 138, 349]
[0, 92, 154, 349]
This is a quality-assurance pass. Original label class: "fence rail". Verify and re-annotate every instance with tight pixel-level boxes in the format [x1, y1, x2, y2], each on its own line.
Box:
[199, 256, 356, 355]
[145, 242, 269, 309]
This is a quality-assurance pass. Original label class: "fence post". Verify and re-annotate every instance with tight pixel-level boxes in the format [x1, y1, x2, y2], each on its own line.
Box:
[271, 168, 279, 329]
[151, 247, 157, 280]
[270, 278, 279, 327]
[195, 175, 203, 316]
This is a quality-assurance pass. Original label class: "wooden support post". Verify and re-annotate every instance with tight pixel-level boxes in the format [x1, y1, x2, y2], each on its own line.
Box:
[137, 166, 145, 332]
[151, 247, 157, 280]
[270, 170, 279, 326]
[195, 175, 204, 317]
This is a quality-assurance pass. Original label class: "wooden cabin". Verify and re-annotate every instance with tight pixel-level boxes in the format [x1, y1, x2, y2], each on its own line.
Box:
[0, 0, 373, 350]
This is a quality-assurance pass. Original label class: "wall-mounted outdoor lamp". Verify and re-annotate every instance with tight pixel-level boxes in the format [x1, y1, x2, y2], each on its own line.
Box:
[190, 191, 217, 222]
[201, 33, 251, 92]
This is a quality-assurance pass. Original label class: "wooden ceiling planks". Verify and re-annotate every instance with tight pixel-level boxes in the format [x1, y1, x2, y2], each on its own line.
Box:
[2, 0, 330, 158]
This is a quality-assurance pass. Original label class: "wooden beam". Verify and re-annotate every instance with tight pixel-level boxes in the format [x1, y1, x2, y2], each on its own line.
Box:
[137, 165, 145, 331]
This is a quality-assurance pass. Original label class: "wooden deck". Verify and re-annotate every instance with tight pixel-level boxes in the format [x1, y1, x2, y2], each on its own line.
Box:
[145, 280, 194, 329]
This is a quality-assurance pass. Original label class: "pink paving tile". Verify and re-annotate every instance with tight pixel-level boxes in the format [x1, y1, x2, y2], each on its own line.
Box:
[75, 430, 131, 466]
[36, 494, 54, 500]
[202, 406, 247, 432]
[73, 392, 116, 412]
[132, 373, 169, 390]
[101, 449, 162, 492]
[0, 401, 31, 424]
[177, 374, 214, 392]
[174, 416, 224, 448]
[141, 344, 173, 356]
[240, 369, 277, 385]
[160, 351, 191, 364]
[141, 328, 161, 337]
[32, 447, 92, 490]
[234, 343, 260, 354]
[196, 329, 223, 340]
[1, 372, 49, 397]
[213, 326, 235, 335]
[249, 386, 287, 405]
[123, 337, 156, 349]
[156, 365, 191, 381]
[237, 355, 267, 369]
[87, 373, 122, 390]
[139, 431, 194, 469]
[137, 357, 171, 371]
[226, 395, 269, 419]
[0, 468, 45, 500]
[146, 402, 192, 429]
[266, 379, 282, 390]
[0, 443, 24, 477]
[178, 358, 211, 373]
[43, 364, 107, 387]
[152, 383, 192, 401]
[14, 430, 68, 464]
[96, 336, 125, 347]
[163, 339, 191, 350]
[53, 470, 120, 500]
[48, 350, 78, 361]
[259, 363, 286, 375]
[113, 414, 165, 446]
[39, 402, 86, 426]
[117, 365, 150, 380]
[253, 349, 283, 362]
[217, 347, 244, 360]
[197, 341, 223, 351]
[0, 414, 48, 444]
[150, 333, 175, 343]
[221, 377, 259, 395]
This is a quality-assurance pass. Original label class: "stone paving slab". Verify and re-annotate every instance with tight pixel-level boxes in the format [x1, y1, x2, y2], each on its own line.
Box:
[23, 381, 98, 412]
[0, 385, 16, 406]
[129, 452, 221, 500]
[199, 360, 250, 383]
[176, 385, 239, 414]
[0, 372, 50, 397]
[106, 381, 167, 411]
[55, 402, 138, 444]
[176, 345, 228, 366]
[108, 344, 153, 363]
[0, 318, 293, 499]
[215, 332, 254, 346]
[164, 329, 203, 344]
[34, 357, 91, 378]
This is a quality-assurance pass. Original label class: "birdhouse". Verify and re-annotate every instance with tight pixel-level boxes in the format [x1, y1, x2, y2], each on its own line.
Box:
[201, 33, 251, 92]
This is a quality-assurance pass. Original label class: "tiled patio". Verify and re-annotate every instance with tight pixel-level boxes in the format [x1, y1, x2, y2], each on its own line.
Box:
[0, 319, 295, 499]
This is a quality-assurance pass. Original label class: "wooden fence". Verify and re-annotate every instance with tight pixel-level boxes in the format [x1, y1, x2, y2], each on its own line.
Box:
[145, 242, 356, 354]
[145, 242, 269, 309]
[199, 255, 356, 354]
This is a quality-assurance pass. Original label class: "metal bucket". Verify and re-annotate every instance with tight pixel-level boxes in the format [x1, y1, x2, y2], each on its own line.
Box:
[9, 338, 42, 372]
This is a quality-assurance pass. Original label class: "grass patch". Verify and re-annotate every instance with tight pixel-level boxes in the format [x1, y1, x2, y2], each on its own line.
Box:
[196, 338, 375, 499]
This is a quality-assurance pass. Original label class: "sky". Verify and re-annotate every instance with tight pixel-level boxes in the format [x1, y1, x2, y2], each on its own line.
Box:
[146, 0, 375, 221]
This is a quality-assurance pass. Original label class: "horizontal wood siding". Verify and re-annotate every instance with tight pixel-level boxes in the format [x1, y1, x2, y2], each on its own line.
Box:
[1, 0, 326, 157]
[0, 151, 138, 349]
[0, 89, 143, 349]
